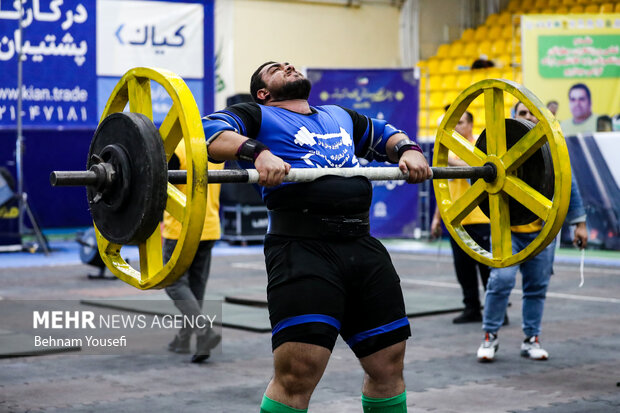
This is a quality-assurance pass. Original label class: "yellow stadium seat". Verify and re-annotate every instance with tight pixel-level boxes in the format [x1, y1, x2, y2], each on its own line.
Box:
[453, 57, 470, 70]
[507, 1, 521, 13]
[489, 69, 504, 81]
[569, 5, 584, 12]
[436, 44, 450, 58]
[548, 0, 561, 6]
[556, 6, 569, 13]
[427, 59, 441, 73]
[616, 4, 620, 13]
[561, 0, 576, 5]
[501, 25, 514, 39]
[497, 12, 512, 26]
[418, 110, 429, 128]
[514, 70, 523, 83]
[485, 14, 500, 26]
[534, 0, 549, 8]
[470, 94, 485, 109]
[429, 75, 442, 89]
[491, 39, 507, 56]
[501, 68, 516, 81]
[449, 42, 465, 58]
[419, 94, 428, 110]
[522, 0, 536, 10]
[487, 25, 502, 40]
[429, 91, 446, 108]
[438, 59, 455, 74]
[461, 28, 475, 42]
[441, 74, 457, 89]
[539, 8, 556, 13]
[477, 40, 493, 56]
[419, 74, 427, 90]
[455, 72, 473, 89]
[600, 3, 614, 13]
[471, 69, 489, 84]
[494, 54, 512, 68]
[430, 109, 445, 126]
[584, 4, 600, 12]
[462, 42, 478, 58]
[443, 90, 459, 105]
[474, 26, 489, 41]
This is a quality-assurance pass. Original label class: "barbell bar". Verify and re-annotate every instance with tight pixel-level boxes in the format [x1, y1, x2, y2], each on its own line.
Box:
[50, 164, 498, 186]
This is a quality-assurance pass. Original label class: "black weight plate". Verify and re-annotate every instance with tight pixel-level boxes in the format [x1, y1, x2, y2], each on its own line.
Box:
[475, 118, 555, 226]
[87, 112, 168, 245]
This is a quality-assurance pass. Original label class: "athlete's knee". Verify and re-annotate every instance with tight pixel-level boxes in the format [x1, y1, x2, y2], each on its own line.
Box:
[272, 343, 330, 396]
[361, 341, 405, 384]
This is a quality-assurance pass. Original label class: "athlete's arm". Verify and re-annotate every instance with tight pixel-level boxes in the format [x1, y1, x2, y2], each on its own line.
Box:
[385, 133, 432, 184]
[204, 103, 290, 187]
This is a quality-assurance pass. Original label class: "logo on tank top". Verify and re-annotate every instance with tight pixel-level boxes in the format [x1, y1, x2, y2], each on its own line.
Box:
[293, 126, 358, 168]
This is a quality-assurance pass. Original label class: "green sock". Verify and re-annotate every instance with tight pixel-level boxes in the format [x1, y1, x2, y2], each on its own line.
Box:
[362, 391, 407, 412]
[260, 394, 308, 413]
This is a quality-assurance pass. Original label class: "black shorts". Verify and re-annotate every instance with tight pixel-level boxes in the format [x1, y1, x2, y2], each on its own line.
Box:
[264, 234, 411, 358]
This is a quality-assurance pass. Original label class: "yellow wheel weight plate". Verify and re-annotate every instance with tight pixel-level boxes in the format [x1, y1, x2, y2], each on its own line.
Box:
[433, 79, 571, 268]
[95, 67, 208, 289]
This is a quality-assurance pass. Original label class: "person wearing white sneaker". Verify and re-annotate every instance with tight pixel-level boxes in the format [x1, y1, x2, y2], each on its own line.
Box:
[476, 105, 588, 363]
[477, 332, 499, 362]
[521, 336, 548, 360]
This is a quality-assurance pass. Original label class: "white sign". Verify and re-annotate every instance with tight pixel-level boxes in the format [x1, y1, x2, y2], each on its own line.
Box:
[96, 0, 204, 78]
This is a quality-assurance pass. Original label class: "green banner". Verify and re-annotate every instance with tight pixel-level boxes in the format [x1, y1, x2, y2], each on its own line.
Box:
[538, 35, 620, 78]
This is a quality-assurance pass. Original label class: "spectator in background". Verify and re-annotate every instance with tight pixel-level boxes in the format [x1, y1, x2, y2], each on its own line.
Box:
[471, 57, 495, 70]
[560, 83, 599, 136]
[613, 114, 620, 132]
[514, 101, 538, 124]
[163, 141, 223, 363]
[431, 111, 491, 324]
[546, 100, 558, 117]
[477, 102, 588, 362]
[596, 115, 613, 132]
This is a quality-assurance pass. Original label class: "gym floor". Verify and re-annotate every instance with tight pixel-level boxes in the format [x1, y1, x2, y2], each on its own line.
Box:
[0, 240, 618, 412]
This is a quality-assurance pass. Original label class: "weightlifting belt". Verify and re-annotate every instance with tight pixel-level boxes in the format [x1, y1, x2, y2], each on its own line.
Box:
[267, 210, 370, 239]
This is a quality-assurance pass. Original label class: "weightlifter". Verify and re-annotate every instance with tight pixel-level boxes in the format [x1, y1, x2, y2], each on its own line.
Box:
[205, 61, 431, 412]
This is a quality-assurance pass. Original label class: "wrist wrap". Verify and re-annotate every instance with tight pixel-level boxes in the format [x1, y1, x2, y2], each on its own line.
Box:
[393, 139, 423, 159]
[236, 139, 269, 162]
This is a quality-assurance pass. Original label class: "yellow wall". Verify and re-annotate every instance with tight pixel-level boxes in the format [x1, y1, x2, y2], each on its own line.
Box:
[231, 0, 401, 95]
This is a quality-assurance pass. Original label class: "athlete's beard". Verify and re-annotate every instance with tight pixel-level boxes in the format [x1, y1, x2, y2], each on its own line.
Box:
[269, 78, 312, 102]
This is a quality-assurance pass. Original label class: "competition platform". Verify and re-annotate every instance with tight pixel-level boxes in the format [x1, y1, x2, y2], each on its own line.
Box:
[0, 234, 618, 412]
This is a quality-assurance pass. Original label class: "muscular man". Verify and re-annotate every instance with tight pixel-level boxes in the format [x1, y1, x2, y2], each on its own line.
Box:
[431, 111, 491, 323]
[477, 102, 588, 362]
[206, 61, 431, 412]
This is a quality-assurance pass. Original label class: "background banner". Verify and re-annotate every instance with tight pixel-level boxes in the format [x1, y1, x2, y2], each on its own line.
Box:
[307, 68, 419, 238]
[0, 0, 214, 228]
[521, 14, 620, 130]
[563, 133, 620, 250]
[0, 0, 96, 129]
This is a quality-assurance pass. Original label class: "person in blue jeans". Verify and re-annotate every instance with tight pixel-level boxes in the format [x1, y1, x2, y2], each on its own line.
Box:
[477, 104, 588, 362]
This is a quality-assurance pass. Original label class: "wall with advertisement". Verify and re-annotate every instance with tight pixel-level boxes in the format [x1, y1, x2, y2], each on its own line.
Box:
[521, 14, 619, 127]
[306, 68, 419, 238]
[0, 0, 214, 228]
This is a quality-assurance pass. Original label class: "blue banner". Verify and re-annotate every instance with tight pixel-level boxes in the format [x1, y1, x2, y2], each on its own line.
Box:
[0, 0, 96, 129]
[0, 0, 214, 228]
[307, 68, 419, 238]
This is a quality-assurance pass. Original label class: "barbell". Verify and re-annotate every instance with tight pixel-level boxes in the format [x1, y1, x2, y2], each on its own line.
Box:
[50, 67, 571, 290]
